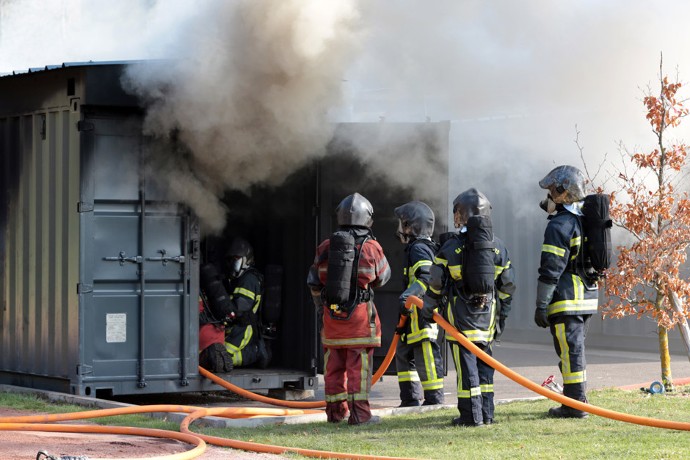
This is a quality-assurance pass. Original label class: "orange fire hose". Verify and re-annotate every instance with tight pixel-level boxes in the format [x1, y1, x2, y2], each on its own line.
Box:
[179, 406, 418, 460]
[405, 295, 690, 431]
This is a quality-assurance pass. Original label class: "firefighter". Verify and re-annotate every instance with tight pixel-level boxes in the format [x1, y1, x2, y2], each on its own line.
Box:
[534, 165, 598, 418]
[307, 192, 391, 425]
[198, 264, 235, 373]
[393, 201, 444, 407]
[200, 237, 271, 372]
[422, 188, 515, 427]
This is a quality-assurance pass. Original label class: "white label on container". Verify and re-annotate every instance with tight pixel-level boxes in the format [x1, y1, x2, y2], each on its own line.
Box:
[106, 313, 127, 343]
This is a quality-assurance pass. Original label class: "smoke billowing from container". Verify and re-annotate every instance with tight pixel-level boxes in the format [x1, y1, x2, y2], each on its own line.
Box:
[122, 1, 361, 233]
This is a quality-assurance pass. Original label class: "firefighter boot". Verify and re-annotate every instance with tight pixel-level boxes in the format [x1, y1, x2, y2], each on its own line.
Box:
[348, 400, 380, 425]
[422, 389, 445, 406]
[547, 405, 588, 418]
[326, 401, 349, 423]
[200, 343, 233, 373]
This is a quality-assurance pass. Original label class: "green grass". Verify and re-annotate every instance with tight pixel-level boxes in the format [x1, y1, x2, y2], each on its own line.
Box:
[2, 388, 690, 459]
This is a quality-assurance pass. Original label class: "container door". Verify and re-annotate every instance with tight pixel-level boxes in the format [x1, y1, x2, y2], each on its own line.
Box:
[77, 112, 197, 396]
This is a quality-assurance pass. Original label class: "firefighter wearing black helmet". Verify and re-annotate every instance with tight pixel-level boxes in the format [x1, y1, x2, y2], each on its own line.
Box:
[535, 165, 597, 418]
[307, 192, 391, 425]
[393, 201, 444, 407]
[422, 188, 515, 427]
[221, 237, 270, 368]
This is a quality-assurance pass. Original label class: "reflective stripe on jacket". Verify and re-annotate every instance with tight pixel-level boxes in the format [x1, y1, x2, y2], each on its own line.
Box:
[431, 232, 515, 345]
[539, 210, 598, 317]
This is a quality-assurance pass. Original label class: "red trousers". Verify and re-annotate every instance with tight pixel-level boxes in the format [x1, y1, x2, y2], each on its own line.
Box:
[323, 347, 375, 424]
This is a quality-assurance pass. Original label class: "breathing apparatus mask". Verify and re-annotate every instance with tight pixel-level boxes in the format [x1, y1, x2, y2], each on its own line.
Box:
[395, 220, 412, 244]
[539, 193, 557, 214]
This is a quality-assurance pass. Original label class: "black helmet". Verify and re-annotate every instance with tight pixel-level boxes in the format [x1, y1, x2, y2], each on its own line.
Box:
[335, 192, 374, 228]
[453, 188, 491, 222]
[394, 201, 435, 238]
[539, 165, 586, 204]
[226, 237, 254, 277]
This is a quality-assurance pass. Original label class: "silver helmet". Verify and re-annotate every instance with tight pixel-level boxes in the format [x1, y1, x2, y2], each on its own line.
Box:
[394, 201, 435, 239]
[452, 188, 491, 223]
[539, 165, 586, 204]
[335, 192, 374, 228]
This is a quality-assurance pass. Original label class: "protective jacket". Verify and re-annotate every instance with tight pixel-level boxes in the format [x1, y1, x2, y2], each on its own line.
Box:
[430, 232, 515, 345]
[307, 227, 391, 348]
[539, 209, 598, 317]
[401, 238, 439, 343]
[223, 267, 264, 365]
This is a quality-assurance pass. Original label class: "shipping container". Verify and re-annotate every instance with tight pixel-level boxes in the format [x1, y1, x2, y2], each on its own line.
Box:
[0, 62, 450, 397]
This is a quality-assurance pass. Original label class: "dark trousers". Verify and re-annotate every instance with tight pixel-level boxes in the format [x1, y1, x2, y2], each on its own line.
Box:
[395, 338, 445, 405]
[549, 314, 592, 402]
[450, 341, 494, 424]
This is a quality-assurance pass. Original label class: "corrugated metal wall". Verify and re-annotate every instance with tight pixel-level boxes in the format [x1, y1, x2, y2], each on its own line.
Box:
[0, 107, 81, 385]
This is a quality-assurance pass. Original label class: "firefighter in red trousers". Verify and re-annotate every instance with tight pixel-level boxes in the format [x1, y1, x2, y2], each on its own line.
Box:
[307, 192, 391, 425]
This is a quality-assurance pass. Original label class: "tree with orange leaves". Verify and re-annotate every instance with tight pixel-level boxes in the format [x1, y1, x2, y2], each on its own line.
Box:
[603, 57, 690, 391]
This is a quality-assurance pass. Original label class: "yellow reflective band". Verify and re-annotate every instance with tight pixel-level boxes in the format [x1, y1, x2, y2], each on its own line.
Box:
[563, 370, 586, 384]
[410, 278, 428, 292]
[358, 349, 369, 397]
[430, 286, 442, 295]
[397, 371, 421, 382]
[498, 290, 511, 300]
[542, 244, 566, 257]
[406, 325, 439, 343]
[449, 265, 462, 280]
[462, 329, 492, 342]
[322, 336, 381, 347]
[325, 392, 348, 402]
[457, 389, 471, 399]
[555, 323, 570, 376]
[410, 259, 432, 276]
[480, 384, 494, 393]
[234, 287, 257, 300]
[434, 257, 448, 266]
[547, 298, 599, 315]
[422, 340, 438, 382]
[422, 379, 444, 391]
[570, 236, 581, 247]
[252, 295, 261, 314]
[470, 387, 481, 397]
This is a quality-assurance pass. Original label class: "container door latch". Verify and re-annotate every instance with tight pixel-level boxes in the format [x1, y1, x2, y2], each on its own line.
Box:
[146, 249, 185, 266]
[103, 251, 143, 266]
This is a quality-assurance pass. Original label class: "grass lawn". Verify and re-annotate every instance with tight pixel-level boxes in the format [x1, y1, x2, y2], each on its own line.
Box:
[2, 387, 690, 459]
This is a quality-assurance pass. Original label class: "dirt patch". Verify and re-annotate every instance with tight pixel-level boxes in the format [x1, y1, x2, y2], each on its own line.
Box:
[0, 408, 289, 460]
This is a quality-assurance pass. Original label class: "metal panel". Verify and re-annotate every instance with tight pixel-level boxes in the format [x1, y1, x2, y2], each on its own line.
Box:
[77, 112, 197, 396]
[0, 105, 81, 384]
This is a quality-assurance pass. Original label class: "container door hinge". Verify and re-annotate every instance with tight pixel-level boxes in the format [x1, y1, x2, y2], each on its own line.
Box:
[77, 201, 94, 213]
[76, 364, 93, 375]
[77, 283, 93, 294]
[77, 120, 95, 132]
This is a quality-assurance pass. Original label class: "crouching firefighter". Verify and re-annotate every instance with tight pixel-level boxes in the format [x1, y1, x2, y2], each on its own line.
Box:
[199, 237, 271, 372]
[421, 188, 515, 427]
[394, 201, 444, 407]
[307, 192, 391, 425]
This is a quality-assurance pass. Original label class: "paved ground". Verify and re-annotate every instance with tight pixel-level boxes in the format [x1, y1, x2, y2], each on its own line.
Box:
[2, 340, 689, 459]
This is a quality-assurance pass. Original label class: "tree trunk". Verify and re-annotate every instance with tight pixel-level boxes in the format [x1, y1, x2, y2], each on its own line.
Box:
[658, 326, 674, 391]
[668, 291, 690, 364]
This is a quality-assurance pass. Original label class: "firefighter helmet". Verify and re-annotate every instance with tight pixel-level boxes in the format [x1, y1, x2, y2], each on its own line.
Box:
[226, 237, 254, 277]
[452, 188, 491, 224]
[394, 201, 435, 239]
[335, 192, 374, 228]
[538, 165, 586, 204]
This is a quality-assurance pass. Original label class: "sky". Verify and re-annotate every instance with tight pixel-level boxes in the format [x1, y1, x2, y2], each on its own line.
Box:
[1, 0, 689, 232]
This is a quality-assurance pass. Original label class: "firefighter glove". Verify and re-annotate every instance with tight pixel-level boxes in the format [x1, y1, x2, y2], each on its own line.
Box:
[535, 281, 556, 328]
[495, 315, 507, 339]
[399, 297, 411, 316]
[534, 307, 549, 328]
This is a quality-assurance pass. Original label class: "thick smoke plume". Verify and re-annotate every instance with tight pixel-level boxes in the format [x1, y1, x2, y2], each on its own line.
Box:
[3, 0, 690, 232]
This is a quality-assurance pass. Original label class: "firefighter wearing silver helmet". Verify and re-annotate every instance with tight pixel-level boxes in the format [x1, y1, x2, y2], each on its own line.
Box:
[393, 201, 444, 407]
[307, 192, 391, 425]
[422, 188, 515, 426]
[535, 165, 597, 419]
[221, 237, 270, 369]
[335, 192, 374, 227]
